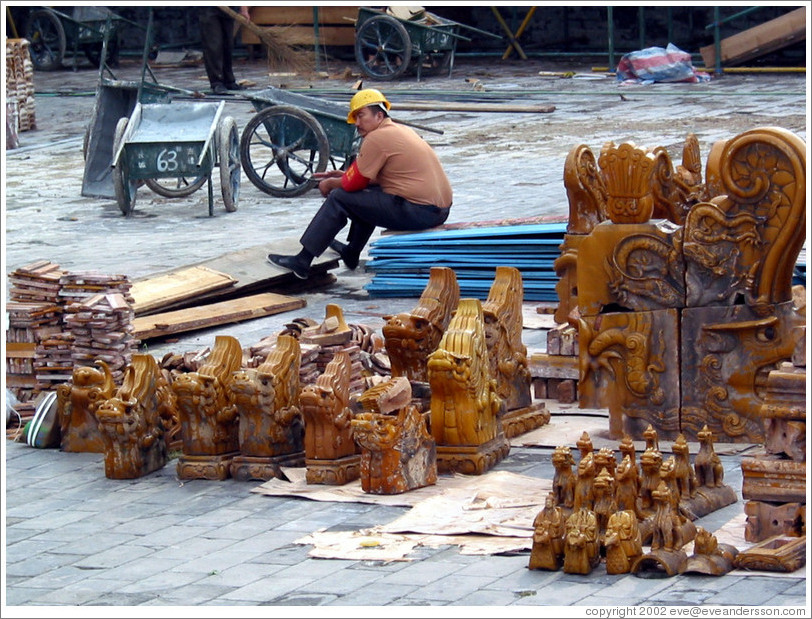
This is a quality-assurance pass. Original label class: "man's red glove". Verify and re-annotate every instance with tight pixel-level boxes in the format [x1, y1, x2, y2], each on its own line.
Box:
[341, 160, 370, 192]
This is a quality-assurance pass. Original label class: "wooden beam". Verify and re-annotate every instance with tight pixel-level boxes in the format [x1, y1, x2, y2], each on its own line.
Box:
[132, 292, 306, 340]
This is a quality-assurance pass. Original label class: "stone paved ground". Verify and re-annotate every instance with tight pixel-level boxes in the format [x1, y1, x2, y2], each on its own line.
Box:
[3, 52, 808, 615]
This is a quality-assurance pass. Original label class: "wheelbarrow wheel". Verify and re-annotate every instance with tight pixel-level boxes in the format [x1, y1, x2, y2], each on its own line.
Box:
[218, 116, 241, 212]
[112, 117, 138, 216]
[25, 8, 66, 71]
[144, 176, 207, 198]
[239, 105, 329, 198]
[355, 15, 412, 80]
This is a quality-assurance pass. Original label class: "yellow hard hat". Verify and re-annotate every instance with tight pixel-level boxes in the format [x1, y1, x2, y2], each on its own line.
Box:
[347, 88, 391, 123]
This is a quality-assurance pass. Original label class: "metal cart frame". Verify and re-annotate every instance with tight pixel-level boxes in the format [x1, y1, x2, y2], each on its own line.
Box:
[238, 87, 361, 198]
[354, 7, 501, 81]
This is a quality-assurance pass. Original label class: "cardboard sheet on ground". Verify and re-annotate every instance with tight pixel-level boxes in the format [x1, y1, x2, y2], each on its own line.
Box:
[290, 470, 549, 560]
[251, 466, 525, 508]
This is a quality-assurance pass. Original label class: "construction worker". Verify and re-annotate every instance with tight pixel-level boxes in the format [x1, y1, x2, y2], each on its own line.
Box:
[198, 6, 250, 95]
[268, 88, 452, 279]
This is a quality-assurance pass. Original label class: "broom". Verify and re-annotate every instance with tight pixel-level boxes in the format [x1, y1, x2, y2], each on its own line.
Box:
[219, 6, 314, 74]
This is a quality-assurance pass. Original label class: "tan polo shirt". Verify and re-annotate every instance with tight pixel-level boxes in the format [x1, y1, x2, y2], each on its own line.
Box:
[354, 118, 453, 208]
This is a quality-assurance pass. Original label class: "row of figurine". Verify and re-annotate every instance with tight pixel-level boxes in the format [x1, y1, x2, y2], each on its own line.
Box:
[54, 265, 550, 487]
[530, 427, 738, 577]
[53, 276, 541, 490]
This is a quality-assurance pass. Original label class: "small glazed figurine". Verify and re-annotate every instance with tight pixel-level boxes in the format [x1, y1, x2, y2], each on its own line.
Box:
[604, 510, 643, 575]
[563, 507, 601, 575]
[529, 492, 566, 571]
[552, 445, 576, 511]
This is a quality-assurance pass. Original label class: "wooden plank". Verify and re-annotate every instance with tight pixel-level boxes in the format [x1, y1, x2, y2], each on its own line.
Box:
[132, 292, 306, 341]
[5, 342, 37, 358]
[248, 6, 358, 25]
[130, 265, 237, 316]
[700, 8, 806, 68]
[242, 26, 356, 47]
[394, 101, 556, 114]
[132, 239, 339, 313]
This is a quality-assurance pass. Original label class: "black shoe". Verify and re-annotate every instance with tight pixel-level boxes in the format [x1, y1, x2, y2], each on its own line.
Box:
[329, 240, 360, 270]
[211, 83, 229, 95]
[225, 82, 246, 91]
[267, 253, 310, 279]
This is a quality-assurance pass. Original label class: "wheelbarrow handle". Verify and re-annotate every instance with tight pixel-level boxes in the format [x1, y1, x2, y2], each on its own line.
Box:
[393, 118, 444, 135]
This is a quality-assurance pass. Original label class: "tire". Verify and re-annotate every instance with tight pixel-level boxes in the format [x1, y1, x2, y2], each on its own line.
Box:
[25, 9, 66, 71]
[218, 116, 241, 212]
[239, 105, 329, 198]
[112, 117, 137, 216]
[144, 176, 207, 198]
[355, 15, 412, 80]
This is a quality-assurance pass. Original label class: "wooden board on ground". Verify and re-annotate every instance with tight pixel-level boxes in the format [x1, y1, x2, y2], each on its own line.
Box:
[132, 239, 340, 312]
[130, 265, 237, 316]
[132, 292, 306, 340]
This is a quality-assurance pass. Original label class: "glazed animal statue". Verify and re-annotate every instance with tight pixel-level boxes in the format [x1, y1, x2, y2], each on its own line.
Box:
[604, 510, 643, 575]
[672, 433, 697, 499]
[592, 467, 618, 540]
[573, 444, 596, 512]
[683, 527, 739, 576]
[481, 266, 532, 412]
[563, 507, 601, 575]
[529, 493, 566, 571]
[594, 447, 617, 479]
[383, 266, 460, 383]
[57, 359, 117, 453]
[427, 298, 502, 446]
[650, 481, 683, 552]
[694, 425, 725, 488]
[552, 445, 576, 510]
[172, 335, 242, 455]
[300, 350, 356, 462]
[228, 334, 304, 458]
[614, 454, 641, 515]
[659, 455, 682, 511]
[638, 446, 663, 516]
[95, 354, 172, 479]
[352, 379, 437, 495]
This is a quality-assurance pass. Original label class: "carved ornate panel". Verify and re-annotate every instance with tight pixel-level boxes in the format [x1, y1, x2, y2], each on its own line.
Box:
[577, 221, 685, 317]
[579, 309, 680, 440]
[563, 143, 607, 234]
[598, 142, 657, 224]
[680, 301, 801, 442]
[701, 127, 806, 307]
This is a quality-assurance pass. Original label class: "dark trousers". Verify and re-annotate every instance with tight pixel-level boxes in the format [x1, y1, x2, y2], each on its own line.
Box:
[198, 8, 236, 88]
[300, 186, 449, 257]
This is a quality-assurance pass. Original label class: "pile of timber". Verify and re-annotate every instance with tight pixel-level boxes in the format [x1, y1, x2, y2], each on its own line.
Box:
[364, 219, 567, 301]
[4, 263, 138, 429]
[5, 38, 36, 135]
[6, 261, 66, 422]
[63, 293, 139, 385]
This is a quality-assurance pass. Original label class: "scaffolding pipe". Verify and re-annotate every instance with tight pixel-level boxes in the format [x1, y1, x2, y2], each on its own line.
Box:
[607, 7, 615, 70]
